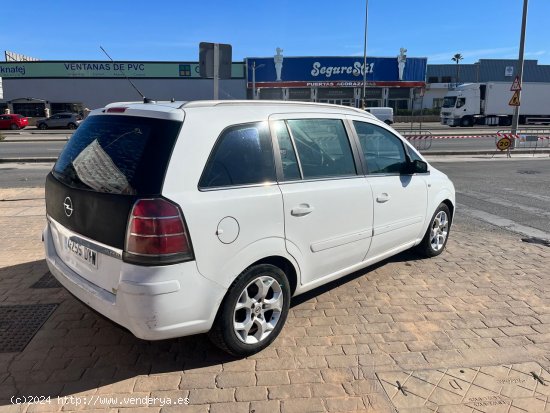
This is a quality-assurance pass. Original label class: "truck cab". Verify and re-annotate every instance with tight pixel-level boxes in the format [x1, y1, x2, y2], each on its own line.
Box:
[440, 84, 480, 127]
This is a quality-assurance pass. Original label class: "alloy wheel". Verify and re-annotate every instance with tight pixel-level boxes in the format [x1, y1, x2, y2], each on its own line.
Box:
[430, 210, 449, 251]
[233, 275, 283, 344]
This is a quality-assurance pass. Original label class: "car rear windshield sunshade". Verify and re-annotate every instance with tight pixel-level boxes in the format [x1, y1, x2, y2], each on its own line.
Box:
[53, 115, 181, 195]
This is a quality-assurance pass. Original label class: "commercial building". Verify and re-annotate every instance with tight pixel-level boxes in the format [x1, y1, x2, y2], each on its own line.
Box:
[0, 61, 246, 117]
[0, 49, 427, 115]
[1, 52, 550, 117]
[246, 49, 427, 110]
[423, 59, 550, 110]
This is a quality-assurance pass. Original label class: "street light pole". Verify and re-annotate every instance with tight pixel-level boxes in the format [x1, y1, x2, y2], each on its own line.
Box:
[511, 0, 529, 146]
[252, 61, 256, 100]
[362, 0, 369, 109]
[250, 61, 265, 100]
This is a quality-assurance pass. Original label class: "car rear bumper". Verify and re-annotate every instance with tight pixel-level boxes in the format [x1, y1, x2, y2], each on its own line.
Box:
[43, 224, 227, 340]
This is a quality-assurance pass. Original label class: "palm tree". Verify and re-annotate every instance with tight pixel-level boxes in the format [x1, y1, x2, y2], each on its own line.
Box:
[451, 53, 463, 84]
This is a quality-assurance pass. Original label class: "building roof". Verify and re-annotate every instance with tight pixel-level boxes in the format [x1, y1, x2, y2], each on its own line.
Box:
[427, 59, 550, 83]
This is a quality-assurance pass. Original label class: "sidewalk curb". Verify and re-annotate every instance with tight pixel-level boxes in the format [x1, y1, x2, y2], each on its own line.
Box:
[1, 130, 71, 135]
[0, 157, 57, 163]
[2, 139, 69, 143]
[423, 149, 550, 156]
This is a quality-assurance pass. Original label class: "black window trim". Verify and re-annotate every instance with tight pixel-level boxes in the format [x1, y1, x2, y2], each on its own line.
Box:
[271, 119, 304, 181]
[270, 116, 363, 184]
[197, 121, 278, 191]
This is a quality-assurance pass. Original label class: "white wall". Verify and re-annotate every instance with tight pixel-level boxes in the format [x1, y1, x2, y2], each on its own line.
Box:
[1, 78, 247, 109]
[422, 88, 448, 109]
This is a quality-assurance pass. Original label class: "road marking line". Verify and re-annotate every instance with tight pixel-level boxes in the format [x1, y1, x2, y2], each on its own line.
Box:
[457, 190, 550, 218]
[458, 204, 550, 241]
[501, 188, 550, 203]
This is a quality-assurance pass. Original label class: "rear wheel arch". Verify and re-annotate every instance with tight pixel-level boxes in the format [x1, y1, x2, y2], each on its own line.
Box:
[250, 255, 298, 296]
[210, 254, 299, 326]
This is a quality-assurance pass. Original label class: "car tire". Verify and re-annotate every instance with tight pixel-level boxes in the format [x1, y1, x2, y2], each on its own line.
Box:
[10, 124, 19, 130]
[416, 203, 451, 258]
[38, 123, 48, 130]
[384, 120, 393, 125]
[208, 264, 291, 357]
[68, 123, 77, 130]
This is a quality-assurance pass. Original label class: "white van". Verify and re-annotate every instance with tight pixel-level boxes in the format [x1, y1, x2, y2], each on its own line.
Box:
[365, 107, 394, 125]
[44, 100, 454, 356]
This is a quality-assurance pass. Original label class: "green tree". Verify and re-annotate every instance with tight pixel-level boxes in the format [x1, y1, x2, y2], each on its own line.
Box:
[451, 53, 463, 84]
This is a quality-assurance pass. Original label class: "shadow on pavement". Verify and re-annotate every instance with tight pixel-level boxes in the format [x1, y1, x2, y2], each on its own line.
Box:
[0, 249, 425, 402]
[0, 259, 238, 402]
[291, 249, 423, 308]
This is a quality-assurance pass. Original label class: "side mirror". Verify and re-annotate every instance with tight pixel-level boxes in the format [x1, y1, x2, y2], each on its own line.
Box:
[412, 159, 428, 173]
[404, 159, 428, 174]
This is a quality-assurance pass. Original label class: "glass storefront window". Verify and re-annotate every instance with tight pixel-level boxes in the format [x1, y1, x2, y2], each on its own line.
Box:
[258, 88, 283, 100]
[288, 88, 311, 101]
[388, 99, 409, 111]
[12, 103, 46, 117]
[317, 88, 354, 100]
[51, 102, 84, 115]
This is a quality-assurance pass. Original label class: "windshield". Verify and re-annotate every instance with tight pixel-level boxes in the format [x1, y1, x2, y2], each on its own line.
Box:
[442, 97, 457, 108]
[53, 115, 182, 195]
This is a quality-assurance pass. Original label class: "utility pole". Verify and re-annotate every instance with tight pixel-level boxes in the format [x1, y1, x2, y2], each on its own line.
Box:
[511, 0, 529, 148]
[252, 61, 256, 100]
[361, 0, 369, 109]
[213, 43, 219, 100]
[250, 61, 265, 100]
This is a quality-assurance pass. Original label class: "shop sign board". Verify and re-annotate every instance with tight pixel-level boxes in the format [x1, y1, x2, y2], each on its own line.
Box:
[0, 62, 244, 79]
[246, 56, 427, 88]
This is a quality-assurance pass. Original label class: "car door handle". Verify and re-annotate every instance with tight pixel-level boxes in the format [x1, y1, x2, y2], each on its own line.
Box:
[291, 204, 314, 217]
[376, 193, 390, 203]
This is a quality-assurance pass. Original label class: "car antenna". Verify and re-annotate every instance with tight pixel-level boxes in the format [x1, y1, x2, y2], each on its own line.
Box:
[100, 46, 153, 103]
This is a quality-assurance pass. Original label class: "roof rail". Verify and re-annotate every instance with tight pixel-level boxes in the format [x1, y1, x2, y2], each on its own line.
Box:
[179, 100, 373, 117]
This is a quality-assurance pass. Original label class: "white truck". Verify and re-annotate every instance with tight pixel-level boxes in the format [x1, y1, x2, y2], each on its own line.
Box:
[440, 82, 550, 127]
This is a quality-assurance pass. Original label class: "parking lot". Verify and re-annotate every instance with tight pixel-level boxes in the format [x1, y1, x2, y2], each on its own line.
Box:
[1, 185, 550, 412]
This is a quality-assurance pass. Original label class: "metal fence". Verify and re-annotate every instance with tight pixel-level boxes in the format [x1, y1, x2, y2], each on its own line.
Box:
[497, 128, 550, 151]
[401, 130, 433, 151]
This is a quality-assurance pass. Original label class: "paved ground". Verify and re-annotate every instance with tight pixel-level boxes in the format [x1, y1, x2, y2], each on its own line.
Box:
[1, 188, 550, 412]
[431, 157, 550, 238]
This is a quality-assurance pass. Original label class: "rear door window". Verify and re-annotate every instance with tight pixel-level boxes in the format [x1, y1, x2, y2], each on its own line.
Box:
[199, 122, 276, 189]
[286, 119, 356, 179]
[53, 115, 182, 195]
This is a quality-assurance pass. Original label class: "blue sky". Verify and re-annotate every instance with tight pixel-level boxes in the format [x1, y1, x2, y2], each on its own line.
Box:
[3, 1, 549, 64]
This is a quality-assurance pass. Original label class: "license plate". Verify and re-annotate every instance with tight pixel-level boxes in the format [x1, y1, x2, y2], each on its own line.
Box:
[67, 237, 98, 268]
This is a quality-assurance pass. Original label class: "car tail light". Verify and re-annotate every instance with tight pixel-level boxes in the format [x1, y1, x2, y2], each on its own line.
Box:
[124, 198, 194, 265]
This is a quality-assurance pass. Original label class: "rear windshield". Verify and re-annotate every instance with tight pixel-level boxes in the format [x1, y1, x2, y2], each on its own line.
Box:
[53, 115, 181, 195]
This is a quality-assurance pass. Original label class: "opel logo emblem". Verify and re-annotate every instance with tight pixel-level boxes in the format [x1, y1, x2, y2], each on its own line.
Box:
[63, 197, 73, 217]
